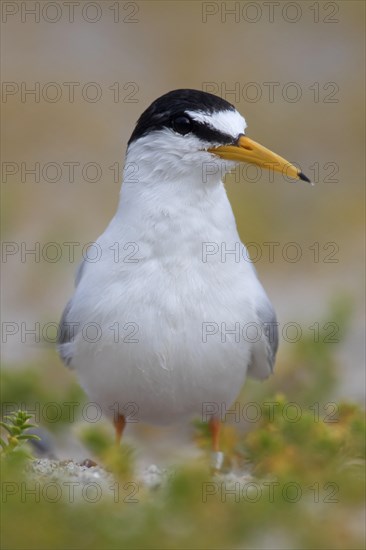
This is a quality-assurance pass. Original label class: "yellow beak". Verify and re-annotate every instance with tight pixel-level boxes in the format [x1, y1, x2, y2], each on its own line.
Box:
[208, 135, 310, 182]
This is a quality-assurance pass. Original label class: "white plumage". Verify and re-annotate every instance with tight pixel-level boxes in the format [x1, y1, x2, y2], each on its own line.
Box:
[58, 90, 302, 431]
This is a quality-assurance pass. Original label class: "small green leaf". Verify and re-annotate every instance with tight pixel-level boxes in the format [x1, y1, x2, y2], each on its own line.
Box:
[0, 423, 14, 434]
[0, 409, 41, 459]
[17, 434, 41, 441]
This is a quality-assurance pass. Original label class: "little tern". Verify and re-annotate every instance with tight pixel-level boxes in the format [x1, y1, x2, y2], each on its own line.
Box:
[58, 89, 309, 455]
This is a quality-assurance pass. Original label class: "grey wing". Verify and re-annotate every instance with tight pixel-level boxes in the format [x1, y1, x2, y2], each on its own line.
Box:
[75, 256, 87, 286]
[57, 258, 86, 368]
[247, 295, 279, 380]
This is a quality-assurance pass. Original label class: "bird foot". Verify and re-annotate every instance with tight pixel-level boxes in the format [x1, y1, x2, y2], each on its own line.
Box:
[211, 451, 224, 472]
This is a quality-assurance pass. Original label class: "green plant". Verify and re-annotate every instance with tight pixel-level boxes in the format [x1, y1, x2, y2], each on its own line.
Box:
[0, 410, 40, 458]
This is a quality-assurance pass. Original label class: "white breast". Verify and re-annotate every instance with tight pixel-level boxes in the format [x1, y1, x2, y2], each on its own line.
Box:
[65, 168, 263, 424]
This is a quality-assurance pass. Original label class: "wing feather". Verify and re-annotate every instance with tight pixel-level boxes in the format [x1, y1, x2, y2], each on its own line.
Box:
[57, 259, 87, 367]
[247, 294, 278, 380]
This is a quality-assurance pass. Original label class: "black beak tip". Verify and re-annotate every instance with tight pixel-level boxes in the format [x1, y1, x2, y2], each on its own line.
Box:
[298, 171, 312, 184]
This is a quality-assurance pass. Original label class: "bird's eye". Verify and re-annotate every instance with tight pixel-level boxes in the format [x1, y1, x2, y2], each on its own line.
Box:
[172, 115, 192, 135]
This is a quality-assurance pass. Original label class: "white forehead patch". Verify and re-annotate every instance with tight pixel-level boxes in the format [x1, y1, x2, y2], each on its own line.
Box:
[185, 109, 247, 139]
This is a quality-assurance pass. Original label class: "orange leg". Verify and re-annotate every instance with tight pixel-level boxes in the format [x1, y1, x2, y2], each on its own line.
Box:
[209, 417, 221, 452]
[113, 413, 126, 445]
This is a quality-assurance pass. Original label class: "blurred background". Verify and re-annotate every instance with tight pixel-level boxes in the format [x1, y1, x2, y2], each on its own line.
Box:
[1, 2, 365, 549]
[2, 0, 364, 399]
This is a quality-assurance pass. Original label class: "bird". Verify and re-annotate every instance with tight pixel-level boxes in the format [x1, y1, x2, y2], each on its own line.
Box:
[58, 89, 310, 465]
